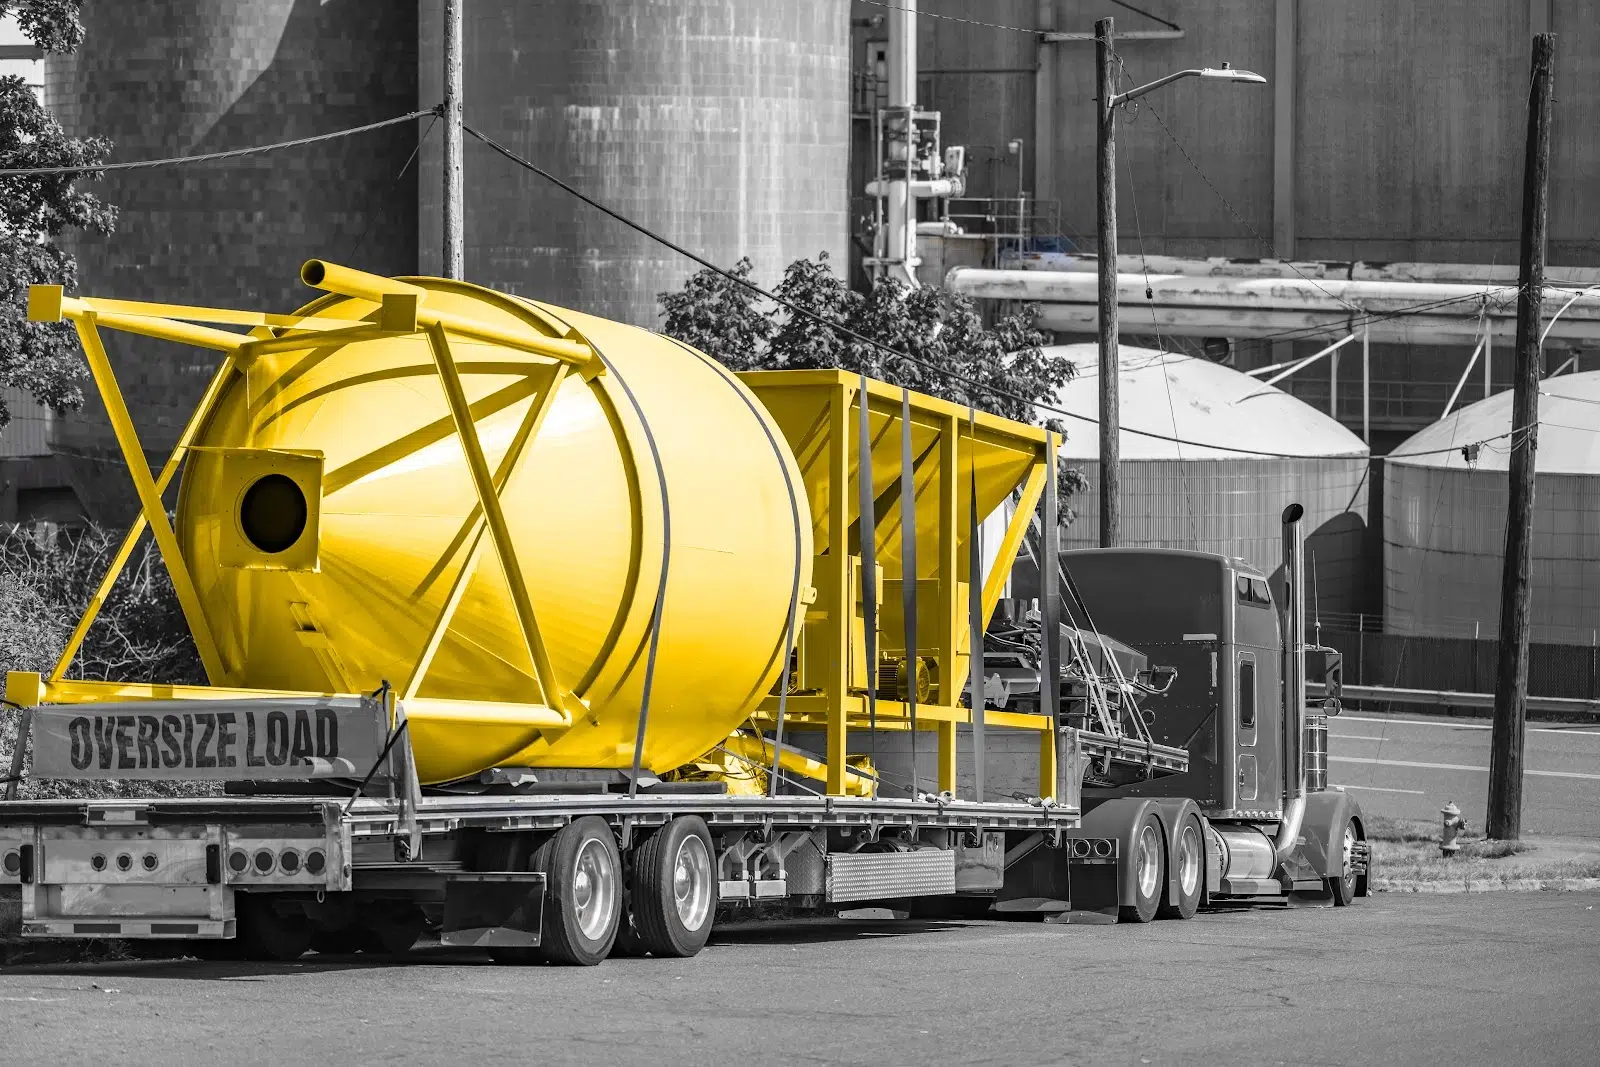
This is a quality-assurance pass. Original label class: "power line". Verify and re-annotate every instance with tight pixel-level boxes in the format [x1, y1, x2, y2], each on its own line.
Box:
[852, 0, 1042, 37]
[464, 122, 1552, 463]
[0, 108, 438, 177]
[1108, 1, 1181, 31]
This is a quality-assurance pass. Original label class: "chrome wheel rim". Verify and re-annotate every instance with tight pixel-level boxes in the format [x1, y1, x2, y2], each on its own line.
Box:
[1136, 824, 1162, 899]
[1342, 823, 1358, 887]
[672, 834, 714, 931]
[1177, 824, 1201, 897]
[572, 837, 617, 941]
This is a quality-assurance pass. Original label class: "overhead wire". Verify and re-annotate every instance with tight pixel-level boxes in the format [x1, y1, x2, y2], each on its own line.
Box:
[464, 122, 1554, 463]
[0, 108, 438, 177]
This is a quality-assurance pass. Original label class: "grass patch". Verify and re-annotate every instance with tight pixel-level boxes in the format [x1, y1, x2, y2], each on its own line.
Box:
[1365, 816, 1600, 887]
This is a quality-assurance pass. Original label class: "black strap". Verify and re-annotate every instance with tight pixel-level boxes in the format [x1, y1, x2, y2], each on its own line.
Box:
[858, 373, 880, 783]
[899, 388, 919, 798]
[968, 406, 985, 802]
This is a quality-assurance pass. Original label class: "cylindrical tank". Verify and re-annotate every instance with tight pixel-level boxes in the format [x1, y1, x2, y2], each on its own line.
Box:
[45, 1, 419, 518]
[418, 0, 850, 327]
[1384, 372, 1600, 643]
[176, 277, 812, 784]
[1041, 345, 1373, 616]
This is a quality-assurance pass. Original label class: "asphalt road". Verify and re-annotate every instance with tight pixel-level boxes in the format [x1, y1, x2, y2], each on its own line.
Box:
[1326, 711, 1600, 838]
[2, 892, 1597, 1066]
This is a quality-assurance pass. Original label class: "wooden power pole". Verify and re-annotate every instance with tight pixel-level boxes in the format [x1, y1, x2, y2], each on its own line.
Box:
[1488, 31, 1554, 841]
[442, 0, 465, 280]
[1094, 16, 1120, 548]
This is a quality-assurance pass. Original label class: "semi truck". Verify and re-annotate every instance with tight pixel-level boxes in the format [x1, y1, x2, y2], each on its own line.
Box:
[0, 263, 1367, 964]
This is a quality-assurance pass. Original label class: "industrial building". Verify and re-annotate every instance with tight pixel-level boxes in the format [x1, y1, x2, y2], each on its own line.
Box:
[1384, 371, 1600, 644]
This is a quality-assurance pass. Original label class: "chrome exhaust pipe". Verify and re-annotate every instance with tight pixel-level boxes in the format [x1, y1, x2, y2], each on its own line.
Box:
[1275, 503, 1308, 861]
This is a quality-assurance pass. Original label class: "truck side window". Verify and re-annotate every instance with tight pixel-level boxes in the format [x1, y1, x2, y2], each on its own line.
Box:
[1239, 660, 1256, 728]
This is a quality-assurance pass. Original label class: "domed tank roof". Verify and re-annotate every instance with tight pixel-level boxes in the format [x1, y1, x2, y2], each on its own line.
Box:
[1388, 370, 1600, 475]
[1040, 344, 1369, 460]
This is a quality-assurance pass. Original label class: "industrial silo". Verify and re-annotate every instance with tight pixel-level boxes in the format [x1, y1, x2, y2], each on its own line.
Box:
[44, 0, 419, 519]
[1045, 344, 1373, 616]
[419, 0, 850, 328]
[1384, 372, 1600, 643]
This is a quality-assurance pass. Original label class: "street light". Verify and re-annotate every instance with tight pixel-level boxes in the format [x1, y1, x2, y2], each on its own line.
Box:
[1093, 16, 1266, 548]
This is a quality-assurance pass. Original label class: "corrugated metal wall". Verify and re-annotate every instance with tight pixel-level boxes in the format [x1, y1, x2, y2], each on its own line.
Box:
[1063, 457, 1371, 615]
[1384, 463, 1600, 642]
[419, 0, 851, 328]
[0, 389, 52, 459]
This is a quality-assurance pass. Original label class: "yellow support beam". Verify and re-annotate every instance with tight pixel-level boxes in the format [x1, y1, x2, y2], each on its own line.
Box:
[74, 316, 228, 683]
[405, 361, 570, 701]
[825, 381, 851, 794]
[981, 456, 1047, 623]
[424, 323, 576, 722]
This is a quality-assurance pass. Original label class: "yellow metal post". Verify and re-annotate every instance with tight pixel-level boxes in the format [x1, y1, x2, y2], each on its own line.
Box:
[73, 316, 228, 683]
[825, 382, 852, 795]
[937, 720, 958, 794]
[937, 412, 961, 794]
[1039, 726, 1059, 801]
[405, 362, 569, 700]
[424, 323, 574, 719]
[50, 354, 242, 682]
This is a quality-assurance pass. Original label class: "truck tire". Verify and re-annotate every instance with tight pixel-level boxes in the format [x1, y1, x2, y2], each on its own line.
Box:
[1158, 816, 1204, 920]
[1328, 817, 1361, 906]
[1120, 814, 1165, 923]
[534, 816, 623, 966]
[355, 902, 426, 955]
[236, 895, 310, 962]
[628, 816, 717, 958]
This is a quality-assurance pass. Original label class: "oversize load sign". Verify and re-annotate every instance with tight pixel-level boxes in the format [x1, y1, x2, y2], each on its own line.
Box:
[31, 698, 388, 781]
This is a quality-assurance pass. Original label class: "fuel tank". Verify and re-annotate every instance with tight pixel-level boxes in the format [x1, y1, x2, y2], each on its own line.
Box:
[176, 274, 812, 784]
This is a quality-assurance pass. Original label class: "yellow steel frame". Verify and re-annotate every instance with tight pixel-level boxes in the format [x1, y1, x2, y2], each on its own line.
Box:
[14, 262, 593, 739]
[745, 373, 1060, 800]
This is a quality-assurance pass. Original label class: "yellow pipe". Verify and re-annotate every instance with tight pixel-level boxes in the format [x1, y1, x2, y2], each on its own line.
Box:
[302, 259, 595, 369]
[722, 732, 874, 797]
[75, 316, 228, 683]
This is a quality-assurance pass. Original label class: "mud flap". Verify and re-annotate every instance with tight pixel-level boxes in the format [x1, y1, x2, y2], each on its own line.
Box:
[442, 872, 546, 948]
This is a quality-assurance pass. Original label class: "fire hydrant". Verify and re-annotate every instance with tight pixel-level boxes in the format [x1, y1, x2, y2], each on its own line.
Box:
[1441, 801, 1467, 857]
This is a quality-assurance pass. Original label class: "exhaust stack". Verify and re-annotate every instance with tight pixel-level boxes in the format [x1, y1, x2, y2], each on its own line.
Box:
[1274, 503, 1308, 861]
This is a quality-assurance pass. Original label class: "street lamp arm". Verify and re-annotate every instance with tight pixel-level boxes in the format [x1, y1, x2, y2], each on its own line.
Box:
[1109, 66, 1267, 107]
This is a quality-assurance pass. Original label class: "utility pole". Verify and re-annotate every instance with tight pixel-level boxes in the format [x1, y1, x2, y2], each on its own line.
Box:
[1488, 31, 1554, 841]
[1095, 15, 1120, 548]
[442, 0, 465, 280]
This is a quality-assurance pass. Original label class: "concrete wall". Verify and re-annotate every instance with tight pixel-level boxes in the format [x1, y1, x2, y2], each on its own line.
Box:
[44, 0, 418, 523]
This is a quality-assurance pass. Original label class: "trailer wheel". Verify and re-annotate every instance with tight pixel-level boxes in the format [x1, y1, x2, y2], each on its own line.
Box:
[1158, 817, 1203, 920]
[355, 902, 426, 955]
[1329, 818, 1361, 906]
[1120, 815, 1165, 923]
[535, 816, 623, 966]
[628, 816, 717, 958]
[235, 895, 310, 962]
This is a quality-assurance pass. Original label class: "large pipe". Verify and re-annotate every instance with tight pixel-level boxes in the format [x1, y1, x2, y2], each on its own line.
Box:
[945, 267, 1600, 346]
[996, 251, 1600, 287]
[1275, 503, 1307, 861]
[884, 0, 917, 286]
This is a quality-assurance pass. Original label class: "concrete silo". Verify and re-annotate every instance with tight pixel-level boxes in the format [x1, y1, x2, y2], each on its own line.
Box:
[44, 0, 419, 520]
[1045, 344, 1373, 616]
[1384, 372, 1600, 643]
[419, 0, 850, 328]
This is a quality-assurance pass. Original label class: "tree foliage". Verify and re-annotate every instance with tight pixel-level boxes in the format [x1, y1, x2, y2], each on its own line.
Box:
[0, 0, 113, 430]
[659, 253, 1089, 510]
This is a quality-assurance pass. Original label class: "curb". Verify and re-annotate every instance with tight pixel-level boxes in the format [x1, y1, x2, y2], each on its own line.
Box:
[1373, 877, 1600, 894]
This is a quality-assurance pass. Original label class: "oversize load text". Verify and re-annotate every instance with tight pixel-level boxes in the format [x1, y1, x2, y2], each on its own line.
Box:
[63, 709, 343, 773]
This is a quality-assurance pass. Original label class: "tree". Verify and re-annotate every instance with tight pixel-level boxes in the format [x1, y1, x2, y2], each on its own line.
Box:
[0, 0, 114, 431]
[658, 252, 1088, 513]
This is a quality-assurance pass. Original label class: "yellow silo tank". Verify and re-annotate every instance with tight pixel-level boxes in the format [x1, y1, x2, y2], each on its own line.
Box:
[175, 270, 812, 785]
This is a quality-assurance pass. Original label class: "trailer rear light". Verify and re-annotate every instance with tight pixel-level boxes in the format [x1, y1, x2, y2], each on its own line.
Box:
[1070, 839, 1091, 858]
[278, 849, 301, 875]
[228, 849, 250, 875]
[305, 849, 326, 876]
[142, 853, 160, 872]
[1, 849, 18, 876]
[116, 853, 133, 872]
[91, 853, 107, 872]
[253, 849, 275, 874]
[1092, 839, 1113, 858]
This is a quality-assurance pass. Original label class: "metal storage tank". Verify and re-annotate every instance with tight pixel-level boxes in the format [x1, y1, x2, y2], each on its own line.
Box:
[1384, 371, 1600, 643]
[419, 0, 850, 328]
[43, 0, 419, 518]
[1044, 344, 1372, 616]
